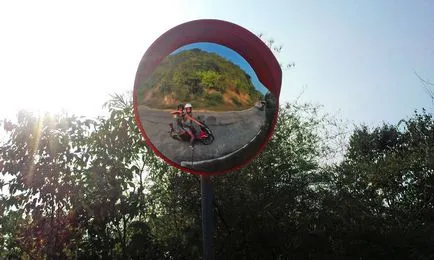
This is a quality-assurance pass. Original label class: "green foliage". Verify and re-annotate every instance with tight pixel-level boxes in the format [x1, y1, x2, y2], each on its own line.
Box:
[231, 96, 241, 107]
[0, 94, 164, 259]
[196, 70, 222, 90]
[205, 92, 224, 107]
[138, 48, 262, 110]
[2, 30, 433, 258]
[1, 92, 433, 258]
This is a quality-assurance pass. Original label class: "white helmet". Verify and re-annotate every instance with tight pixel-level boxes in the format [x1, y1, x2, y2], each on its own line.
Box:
[185, 103, 192, 108]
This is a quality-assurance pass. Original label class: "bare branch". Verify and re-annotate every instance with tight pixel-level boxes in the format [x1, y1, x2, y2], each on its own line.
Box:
[414, 71, 434, 102]
[257, 32, 296, 71]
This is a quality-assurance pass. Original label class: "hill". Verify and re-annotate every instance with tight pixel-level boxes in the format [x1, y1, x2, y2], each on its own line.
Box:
[137, 48, 264, 111]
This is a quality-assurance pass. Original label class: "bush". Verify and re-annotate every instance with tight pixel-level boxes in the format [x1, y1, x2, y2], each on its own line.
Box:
[231, 97, 242, 107]
[205, 92, 223, 106]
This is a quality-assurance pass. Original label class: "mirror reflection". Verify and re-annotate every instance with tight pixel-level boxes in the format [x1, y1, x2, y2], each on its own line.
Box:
[136, 42, 277, 172]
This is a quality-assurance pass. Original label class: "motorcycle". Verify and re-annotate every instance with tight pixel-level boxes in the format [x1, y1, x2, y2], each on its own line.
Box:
[169, 120, 214, 145]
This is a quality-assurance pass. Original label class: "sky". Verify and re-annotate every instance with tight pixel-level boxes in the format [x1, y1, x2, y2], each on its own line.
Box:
[171, 42, 268, 94]
[0, 0, 433, 127]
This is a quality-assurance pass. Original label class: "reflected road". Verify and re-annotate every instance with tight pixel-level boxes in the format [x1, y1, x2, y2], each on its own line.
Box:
[138, 105, 266, 168]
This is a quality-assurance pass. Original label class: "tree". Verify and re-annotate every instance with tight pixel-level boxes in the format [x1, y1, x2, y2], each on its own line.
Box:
[0, 94, 164, 259]
[320, 109, 434, 258]
[142, 101, 338, 259]
[2, 93, 432, 258]
[3, 30, 433, 259]
[0, 111, 95, 258]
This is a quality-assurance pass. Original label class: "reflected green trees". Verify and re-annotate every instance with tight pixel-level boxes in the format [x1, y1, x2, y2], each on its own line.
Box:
[137, 48, 263, 111]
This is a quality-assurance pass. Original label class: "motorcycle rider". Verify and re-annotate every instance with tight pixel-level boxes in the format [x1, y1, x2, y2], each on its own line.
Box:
[182, 103, 204, 148]
[170, 104, 184, 136]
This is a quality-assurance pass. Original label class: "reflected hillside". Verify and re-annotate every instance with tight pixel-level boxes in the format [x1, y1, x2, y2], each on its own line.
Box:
[137, 48, 264, 111]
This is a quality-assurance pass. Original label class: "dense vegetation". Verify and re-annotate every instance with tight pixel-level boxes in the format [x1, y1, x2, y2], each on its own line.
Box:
[0, 92, 433, 259]
[1, 35, 433, 259]
[137, 48, 264, 110]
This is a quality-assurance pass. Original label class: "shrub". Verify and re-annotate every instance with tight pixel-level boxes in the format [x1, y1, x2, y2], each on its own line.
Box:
[205, 92, 224, 106]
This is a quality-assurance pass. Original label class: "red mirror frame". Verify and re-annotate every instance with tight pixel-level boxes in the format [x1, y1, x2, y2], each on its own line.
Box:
[133, 19, 282, 175]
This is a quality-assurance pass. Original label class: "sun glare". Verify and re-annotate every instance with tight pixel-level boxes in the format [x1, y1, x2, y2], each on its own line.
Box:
[0, 0, 197, 121]
[10, 86, 67, 117]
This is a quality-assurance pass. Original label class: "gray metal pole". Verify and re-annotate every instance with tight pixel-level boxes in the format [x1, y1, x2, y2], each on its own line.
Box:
[201, 175, 215, 260]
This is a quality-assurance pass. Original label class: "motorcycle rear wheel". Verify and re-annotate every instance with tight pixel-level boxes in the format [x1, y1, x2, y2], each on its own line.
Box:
[200, 134, 214, 145]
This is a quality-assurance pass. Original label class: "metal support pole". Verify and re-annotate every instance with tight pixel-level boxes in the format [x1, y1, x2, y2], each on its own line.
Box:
[201, 175, 215, 260]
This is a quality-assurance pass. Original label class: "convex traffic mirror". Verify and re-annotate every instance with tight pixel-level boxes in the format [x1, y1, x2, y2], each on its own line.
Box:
[133, 20, 282, 175]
